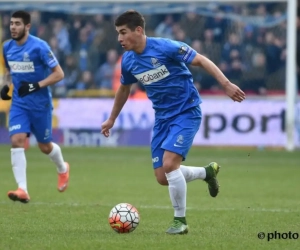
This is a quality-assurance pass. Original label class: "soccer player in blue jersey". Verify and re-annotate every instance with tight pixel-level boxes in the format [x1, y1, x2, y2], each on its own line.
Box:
[0, 11, 70, 203]
[101, 10, 246, 234]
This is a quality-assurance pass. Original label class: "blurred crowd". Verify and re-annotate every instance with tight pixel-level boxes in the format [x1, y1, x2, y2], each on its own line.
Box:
[0, 3, 294, 98]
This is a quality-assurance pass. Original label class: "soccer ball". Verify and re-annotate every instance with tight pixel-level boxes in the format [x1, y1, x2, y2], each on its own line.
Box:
[108, 203, 140, 233]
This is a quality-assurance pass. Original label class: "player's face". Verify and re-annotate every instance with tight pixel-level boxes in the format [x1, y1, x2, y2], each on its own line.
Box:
[10, 18, 30, 41]
[116, 25, 142, 51]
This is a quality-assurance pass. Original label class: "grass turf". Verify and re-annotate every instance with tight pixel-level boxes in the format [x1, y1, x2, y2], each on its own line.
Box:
[0, 145, 299, 250]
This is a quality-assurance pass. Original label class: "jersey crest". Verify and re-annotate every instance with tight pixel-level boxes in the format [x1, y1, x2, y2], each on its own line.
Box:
[151, 57, 161, 68]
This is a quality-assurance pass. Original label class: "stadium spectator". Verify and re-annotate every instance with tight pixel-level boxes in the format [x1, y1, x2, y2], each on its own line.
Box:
[154, 14, 175, 39]
[51, 54, 80, 97]
[75, 70, 94, 90]
[0, 3, 292, 96]
[94, 49, 119, 90]
[53, 19, 71, 55]
[242, 52, 267, 95]
[178, 11, 204, 41]
[222, 33, 243, 64]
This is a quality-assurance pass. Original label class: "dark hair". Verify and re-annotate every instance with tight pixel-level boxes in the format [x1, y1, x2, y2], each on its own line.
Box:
[12, 11, 31, 25]
[115, 10, 145, 31]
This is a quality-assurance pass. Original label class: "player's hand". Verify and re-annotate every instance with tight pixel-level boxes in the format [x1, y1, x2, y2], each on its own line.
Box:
[223, 82, 246, 102]
[101, 118, 115, 137]
[18, 82, 41, 97]
[0, 85, 11, 100]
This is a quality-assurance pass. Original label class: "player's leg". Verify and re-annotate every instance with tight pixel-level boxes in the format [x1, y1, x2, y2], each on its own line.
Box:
[163, 150, 188, 235]
[177, 106, 220, 197]
[161, 106, 203, 234]
[30, 109, 69, 192]
[7, 108, 31, 203]
[155, 161, 221, 198]
[151, 118, 188, 235]
[151, 119, 168, 185]
[154, 156, 220, 191]
[37, 142, 70, 192]
[181, 162, 220, 197]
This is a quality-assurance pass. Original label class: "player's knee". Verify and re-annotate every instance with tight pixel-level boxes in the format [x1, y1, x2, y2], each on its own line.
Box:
[11, 135, 27, 148]
[38, 143, 52, 154]
[162, 160, 177, 173]
[156, 175, 168, 186]
[154, 168, 168, 186]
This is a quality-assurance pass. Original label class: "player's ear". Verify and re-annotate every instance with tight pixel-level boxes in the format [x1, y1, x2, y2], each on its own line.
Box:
[25, 23, 31, 31]
[136, 26, 143, 34]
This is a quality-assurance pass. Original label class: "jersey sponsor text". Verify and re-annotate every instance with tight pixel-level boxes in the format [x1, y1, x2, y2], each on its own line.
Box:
[8, 61, 35, 73]
[9, 124, 21, 132]
[134, 65, 170, 85]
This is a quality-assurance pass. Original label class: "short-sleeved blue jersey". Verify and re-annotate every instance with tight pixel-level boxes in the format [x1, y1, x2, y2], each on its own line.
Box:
[3, 35, 59, 110]
[121, 37, 202, 119]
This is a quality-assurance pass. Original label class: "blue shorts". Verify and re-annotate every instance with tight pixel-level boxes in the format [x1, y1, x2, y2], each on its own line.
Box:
[151, 106, 202, 169]
[9, 107, 53, 143]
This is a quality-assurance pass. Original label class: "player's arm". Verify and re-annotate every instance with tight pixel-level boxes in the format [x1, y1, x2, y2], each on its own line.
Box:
[191, 54, 245, 102]
[39, 42, 65, 87]
[1, 43, 12, 100]
[101, 55, 136, 137]
[38, 64, 64, 88]
[162, 39, 245, 102]
[108, 84, 132, 123]
[18, 64, 64, 97]
[110, 84, 132, 121]
[101, 84, 132, 137]
[1, 68, 12, 100]
[18, 41, 64, 97]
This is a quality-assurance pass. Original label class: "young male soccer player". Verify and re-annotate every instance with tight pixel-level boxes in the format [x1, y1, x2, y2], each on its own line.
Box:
[0, 11, 70, 203]
[101, 10, 246, 234]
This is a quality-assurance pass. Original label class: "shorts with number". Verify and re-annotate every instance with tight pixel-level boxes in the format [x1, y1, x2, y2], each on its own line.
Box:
[9, 106, 53, 143]
[151, 105, 202, 169]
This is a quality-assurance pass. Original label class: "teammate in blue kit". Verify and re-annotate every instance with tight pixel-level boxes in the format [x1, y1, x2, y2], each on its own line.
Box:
[0, 11, 70, 203]
[101, 10, 246, 234]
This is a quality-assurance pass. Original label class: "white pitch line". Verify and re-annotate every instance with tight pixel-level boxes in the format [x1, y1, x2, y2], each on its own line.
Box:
[0, 201, 299, 213]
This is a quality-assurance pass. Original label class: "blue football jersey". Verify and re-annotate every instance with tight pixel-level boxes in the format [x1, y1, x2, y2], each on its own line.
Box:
[3, 35, 59, 110]
[121, 37, 202, 119]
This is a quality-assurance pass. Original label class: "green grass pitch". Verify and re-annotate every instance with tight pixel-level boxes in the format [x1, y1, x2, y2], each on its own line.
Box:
[0, 145, 299, 250]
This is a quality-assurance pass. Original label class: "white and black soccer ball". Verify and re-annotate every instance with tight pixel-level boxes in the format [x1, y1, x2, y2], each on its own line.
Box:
[108, 203, 140, 233]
